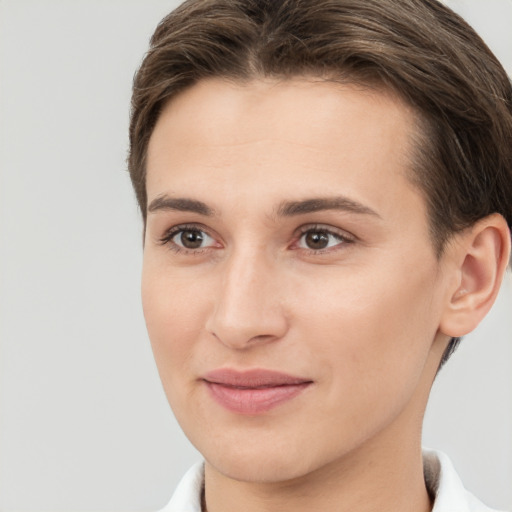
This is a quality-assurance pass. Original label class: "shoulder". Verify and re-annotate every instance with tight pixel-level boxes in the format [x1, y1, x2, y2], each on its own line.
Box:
[423, 449, 508, 512]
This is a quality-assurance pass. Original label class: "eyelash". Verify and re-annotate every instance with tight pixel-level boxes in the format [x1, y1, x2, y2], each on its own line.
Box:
[158, 223, 218, 254]
[293, 224, 355, 253]
[158, 223, 355, 255]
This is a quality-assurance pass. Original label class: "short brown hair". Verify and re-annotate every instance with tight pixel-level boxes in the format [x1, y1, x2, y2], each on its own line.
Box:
[128, 0, 512, 364]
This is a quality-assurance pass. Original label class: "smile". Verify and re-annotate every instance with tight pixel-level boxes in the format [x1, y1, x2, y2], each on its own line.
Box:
[202, 369, 313, 415]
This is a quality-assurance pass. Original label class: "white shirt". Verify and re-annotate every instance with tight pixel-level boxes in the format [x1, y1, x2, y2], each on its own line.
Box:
[159, 449, 507, 512]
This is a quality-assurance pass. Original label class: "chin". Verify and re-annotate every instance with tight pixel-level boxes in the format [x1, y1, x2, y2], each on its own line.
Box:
[206, 449, 314, 483]
[183, 421, 313, 483]
[195, 421, 354, 485]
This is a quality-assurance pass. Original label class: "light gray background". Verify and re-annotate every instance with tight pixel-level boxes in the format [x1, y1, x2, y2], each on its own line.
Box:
[0, 1, 511, 510]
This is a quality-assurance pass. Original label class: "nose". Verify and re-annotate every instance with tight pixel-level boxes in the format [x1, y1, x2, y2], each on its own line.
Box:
[205, 248, 288, 350]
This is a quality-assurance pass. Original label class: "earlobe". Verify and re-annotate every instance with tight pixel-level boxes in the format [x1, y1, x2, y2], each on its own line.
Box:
[440, 214, 511, 338]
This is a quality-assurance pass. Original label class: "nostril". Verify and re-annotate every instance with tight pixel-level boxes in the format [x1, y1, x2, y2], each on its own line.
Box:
[208, 330, 279, 350]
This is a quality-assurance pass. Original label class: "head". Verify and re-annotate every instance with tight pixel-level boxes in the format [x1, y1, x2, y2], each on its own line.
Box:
[129, 0, 512, 485]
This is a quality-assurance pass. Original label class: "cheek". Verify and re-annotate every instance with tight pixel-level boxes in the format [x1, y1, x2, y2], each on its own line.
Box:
[141, 260, 211, 387]
[291, 259, 440, 404]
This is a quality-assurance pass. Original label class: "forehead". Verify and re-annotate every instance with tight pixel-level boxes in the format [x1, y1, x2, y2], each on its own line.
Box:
[146, 77, 427, 230]
[150, 76, 417, 151]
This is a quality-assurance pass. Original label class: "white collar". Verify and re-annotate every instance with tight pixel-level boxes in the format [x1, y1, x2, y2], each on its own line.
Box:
[160, 449, 502, 512]
[423, 449, 503, 512]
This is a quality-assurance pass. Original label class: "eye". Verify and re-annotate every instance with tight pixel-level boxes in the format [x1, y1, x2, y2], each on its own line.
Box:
[296, 227, 352, 251]
[174, 228, 211, 249]
[160, 225, 218, 252]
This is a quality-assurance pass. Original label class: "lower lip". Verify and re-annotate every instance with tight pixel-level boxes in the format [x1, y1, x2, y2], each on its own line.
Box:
[205, 381, 311, 414]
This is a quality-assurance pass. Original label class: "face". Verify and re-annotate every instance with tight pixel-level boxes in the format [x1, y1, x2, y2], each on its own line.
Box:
[142, 78, 452, 483]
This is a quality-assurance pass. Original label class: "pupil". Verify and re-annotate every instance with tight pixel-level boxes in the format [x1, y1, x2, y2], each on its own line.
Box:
[305, 231, 329, 249]
[181, 230, 203, 249]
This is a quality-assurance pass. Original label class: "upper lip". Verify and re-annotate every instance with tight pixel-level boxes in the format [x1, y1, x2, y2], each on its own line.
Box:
[202, 368, 312, 388]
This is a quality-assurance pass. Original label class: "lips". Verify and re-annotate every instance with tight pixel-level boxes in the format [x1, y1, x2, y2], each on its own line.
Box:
[202, 369, 313, 414]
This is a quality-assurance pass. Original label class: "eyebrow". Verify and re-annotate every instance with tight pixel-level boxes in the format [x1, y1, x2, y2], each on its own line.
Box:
[147, 194, 380, 219]
[276, 196, 381, 218]
[147, 195, 215, 216]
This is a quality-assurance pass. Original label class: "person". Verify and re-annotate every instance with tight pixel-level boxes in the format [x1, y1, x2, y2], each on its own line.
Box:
[127, 0, 512, 511]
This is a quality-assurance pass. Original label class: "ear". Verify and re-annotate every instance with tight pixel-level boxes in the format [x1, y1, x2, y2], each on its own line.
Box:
[440, 214, 511, 338]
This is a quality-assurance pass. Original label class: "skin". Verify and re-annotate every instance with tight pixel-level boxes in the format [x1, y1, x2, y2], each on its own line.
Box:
[141, 77, 509, 512]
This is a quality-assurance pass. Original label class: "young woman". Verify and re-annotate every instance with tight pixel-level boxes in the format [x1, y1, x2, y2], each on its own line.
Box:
[128, 1, 512, 511]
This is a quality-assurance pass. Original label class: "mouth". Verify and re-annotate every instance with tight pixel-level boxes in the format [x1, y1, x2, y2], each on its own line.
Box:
[202, 368, 313, 414]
